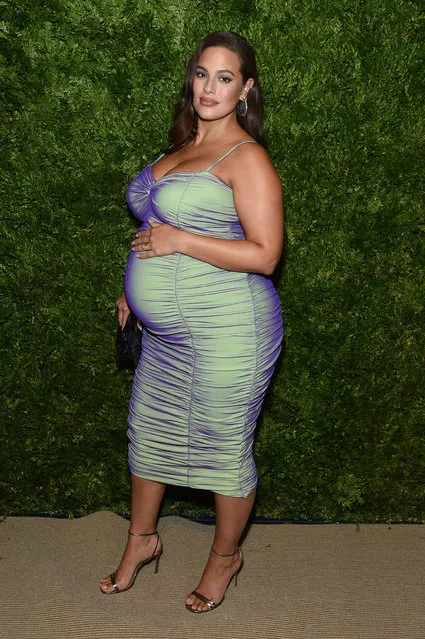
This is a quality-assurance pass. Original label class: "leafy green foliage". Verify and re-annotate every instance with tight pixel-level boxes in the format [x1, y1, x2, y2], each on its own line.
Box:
[1, 0, 424, 520]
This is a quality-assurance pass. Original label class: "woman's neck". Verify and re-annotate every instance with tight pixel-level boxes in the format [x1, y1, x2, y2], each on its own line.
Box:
[194, 114, 243, 146]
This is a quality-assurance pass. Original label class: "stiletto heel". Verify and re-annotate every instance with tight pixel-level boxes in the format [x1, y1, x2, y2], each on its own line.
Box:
[154, 548, 162, 574]
[100, 530, 162, 595]
[186, 546, 244, 613]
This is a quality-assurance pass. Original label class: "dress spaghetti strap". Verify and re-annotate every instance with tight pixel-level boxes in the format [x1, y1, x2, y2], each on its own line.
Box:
[206, 140, 257, 172]
[152, 153, 165, 166]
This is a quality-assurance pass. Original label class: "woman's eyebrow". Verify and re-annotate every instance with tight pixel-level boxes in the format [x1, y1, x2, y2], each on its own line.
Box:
[196, 65, 236, 77]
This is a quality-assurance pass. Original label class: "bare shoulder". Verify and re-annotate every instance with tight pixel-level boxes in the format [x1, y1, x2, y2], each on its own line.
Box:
[228, 142, 282, 192]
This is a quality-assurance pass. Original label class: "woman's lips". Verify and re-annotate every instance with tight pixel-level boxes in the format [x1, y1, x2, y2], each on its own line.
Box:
[200, 97, 218, 106]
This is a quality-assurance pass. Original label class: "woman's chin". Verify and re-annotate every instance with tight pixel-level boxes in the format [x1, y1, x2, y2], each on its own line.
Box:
[194, 107, 236, 123]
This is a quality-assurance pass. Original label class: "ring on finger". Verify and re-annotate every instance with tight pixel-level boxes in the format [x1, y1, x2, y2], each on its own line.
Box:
[141, 242, 149, 251]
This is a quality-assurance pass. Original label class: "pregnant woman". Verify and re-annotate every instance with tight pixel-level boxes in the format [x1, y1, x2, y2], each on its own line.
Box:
[100, 31, 284, 613]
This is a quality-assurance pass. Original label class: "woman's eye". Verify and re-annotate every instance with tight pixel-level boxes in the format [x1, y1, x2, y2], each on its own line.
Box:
[220, 76, 232, 83]
[196, 71, 206, 78]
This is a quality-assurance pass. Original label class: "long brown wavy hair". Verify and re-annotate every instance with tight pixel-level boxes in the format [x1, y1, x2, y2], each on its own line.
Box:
[167, 31, 267, 152]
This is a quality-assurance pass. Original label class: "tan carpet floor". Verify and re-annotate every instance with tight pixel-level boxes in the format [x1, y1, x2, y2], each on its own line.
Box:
[1, 511, 424, 639]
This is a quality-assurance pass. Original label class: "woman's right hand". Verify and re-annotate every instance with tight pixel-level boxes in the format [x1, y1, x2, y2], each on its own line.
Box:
[116, 292, 131, 329]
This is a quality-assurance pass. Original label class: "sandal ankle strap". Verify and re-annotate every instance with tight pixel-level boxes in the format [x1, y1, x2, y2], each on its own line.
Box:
[211, 545, 241, 557]
[128, 530, 158, 537]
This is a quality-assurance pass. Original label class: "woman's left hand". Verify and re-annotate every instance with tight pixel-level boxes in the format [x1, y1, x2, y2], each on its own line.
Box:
[132, 220, 182, 259]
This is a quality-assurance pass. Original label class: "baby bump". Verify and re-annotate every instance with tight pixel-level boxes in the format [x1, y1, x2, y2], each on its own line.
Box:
[124, 251, 179, 330]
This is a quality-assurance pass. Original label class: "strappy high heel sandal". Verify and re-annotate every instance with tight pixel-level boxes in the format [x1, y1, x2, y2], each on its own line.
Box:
[186, 546, 244, 613]
[100, 530, 162, 595]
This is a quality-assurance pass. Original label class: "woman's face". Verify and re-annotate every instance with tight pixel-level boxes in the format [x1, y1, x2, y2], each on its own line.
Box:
[192, 46, 253, 122]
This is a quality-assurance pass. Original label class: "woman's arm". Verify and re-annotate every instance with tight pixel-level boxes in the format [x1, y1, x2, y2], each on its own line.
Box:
[133, 145, 284, 275]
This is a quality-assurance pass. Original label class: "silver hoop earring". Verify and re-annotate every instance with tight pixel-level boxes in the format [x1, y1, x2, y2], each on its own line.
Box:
[238, 97, 248, 117]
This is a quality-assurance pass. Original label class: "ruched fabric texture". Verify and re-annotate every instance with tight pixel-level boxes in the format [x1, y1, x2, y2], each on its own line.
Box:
[124, 147, 283, 497]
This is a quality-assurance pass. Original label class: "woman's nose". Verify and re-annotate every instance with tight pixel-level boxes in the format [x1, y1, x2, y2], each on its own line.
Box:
[204, 78, 215, 94]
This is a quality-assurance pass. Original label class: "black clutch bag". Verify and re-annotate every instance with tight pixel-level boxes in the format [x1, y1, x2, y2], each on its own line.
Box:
[116, 312, 143, 371]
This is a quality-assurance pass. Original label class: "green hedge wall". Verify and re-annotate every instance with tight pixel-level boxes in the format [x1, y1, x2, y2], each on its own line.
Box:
[1, 0, 424, 521]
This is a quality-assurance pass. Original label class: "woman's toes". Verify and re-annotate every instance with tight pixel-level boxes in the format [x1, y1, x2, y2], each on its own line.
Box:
[186, 594, 211, 612]
[186, 594, 201, 611]
[99, 576, 112, 593]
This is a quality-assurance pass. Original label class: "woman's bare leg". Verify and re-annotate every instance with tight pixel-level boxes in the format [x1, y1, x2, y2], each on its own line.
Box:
[99, 474, 166, 593]
[185, 488, 256, 611]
